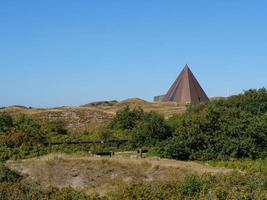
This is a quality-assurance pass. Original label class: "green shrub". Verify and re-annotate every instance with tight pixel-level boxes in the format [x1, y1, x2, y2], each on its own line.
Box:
[226, 88, 267, 115]
[109, 106, 144, 130]
[180, 174, 205, 196]
[156, 137, 192, 160]
[0, 164, 21, 183]
[13, 114, 41, 134]
[130, 111, 171, 147]
[41, 120, 68, 136]
[156, 88, 267, 160]
[0, 112, 13, 134]
[1, 88, 267, 163]
[166, 114, 183, 132]
[95, 125, 114, 141]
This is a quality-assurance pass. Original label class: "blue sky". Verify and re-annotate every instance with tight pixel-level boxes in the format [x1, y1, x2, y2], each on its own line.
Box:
[0, 0, 267, 107]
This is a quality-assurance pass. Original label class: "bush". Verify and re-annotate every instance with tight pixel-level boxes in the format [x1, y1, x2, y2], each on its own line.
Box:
[95, 125, 114, 141]
[1, 128, 46, 148]
[41, 121, 68, 136]
[226, 88, 267, 115]
[180, 174, 205, 196]
[156, 88, 267, 160]
[130, 111, 171, 147]
[13, 115, 41, 134]
[0, 112, 13, 134]
[0, 114, 50, 161]
[109, 106, 144, 130]
[0, 164, 21, 183]
[1, 88, 267, 162]
[156, 137, 192, 160]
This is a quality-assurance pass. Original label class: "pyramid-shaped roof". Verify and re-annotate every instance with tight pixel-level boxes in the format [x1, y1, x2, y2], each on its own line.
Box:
[163, 64, 209, 103]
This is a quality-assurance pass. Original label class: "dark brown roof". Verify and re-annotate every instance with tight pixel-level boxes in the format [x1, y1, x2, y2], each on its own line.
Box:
[163, 64, 209, 103]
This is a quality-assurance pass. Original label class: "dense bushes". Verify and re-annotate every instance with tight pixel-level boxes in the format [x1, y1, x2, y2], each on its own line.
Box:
[0, 114, 51, 161]
[0, 113, 129, 161]
[105, 106, 172, 147]
[156, 88, 267, 160]
[0, 88, 267, 162]
[0, 88, 267, 200]
[92, 88, 267, 160]
[224, 88, 267, 115]
[130, 111, 171, 147]
[0, 114, 46, 147]
[109, 107, 144, 130]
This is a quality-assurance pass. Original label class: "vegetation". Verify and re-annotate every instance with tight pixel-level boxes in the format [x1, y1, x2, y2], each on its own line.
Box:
[156, 88, 267, 160]
[0, 183, 100, 200]
[110, 173, 267, 200]
[105, 88, 267, 161]
[1, 153, 267, 199]
[0, 88, 266, 199]
[0, 164, 21, 183]
[0, 172, 265, 199]
[206, 157, 267, 176]
[1, 88, 266, 161]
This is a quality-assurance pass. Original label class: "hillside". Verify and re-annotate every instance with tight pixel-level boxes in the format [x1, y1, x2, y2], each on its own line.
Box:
[0, 99, 186, 131]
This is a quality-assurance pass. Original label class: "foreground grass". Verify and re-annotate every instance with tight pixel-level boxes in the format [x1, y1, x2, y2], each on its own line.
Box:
[109, 158, 267, 200]
[206, 158, 267, 176]
[6, 153, 230, 196]
[1, 170, 266, 200]
[1, 154, 266, 200]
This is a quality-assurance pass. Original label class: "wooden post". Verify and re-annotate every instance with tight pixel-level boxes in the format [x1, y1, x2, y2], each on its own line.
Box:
[49, 142, 51, 153]
[139, 148, 143, 158]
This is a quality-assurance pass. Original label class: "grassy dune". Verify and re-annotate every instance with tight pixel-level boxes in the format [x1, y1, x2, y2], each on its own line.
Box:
[0, 98, 186, 131]
[6, 153, 231, 196]
[3, 154, 266, 199]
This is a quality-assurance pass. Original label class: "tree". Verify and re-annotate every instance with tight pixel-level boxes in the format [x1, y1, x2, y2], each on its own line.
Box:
[131, 112, 171, 147]
[109, 106, 144, 130]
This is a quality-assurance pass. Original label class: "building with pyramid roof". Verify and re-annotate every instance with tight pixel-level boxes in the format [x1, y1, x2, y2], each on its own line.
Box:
[161, 64, 209, 103]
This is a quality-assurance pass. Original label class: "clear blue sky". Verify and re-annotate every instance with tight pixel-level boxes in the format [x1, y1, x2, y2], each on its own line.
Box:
[1, 0, 267, 107]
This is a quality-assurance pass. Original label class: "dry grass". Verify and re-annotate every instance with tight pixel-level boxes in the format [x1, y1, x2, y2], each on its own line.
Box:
[1, 98, 186, 131]
[6, 153, 231, 196]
